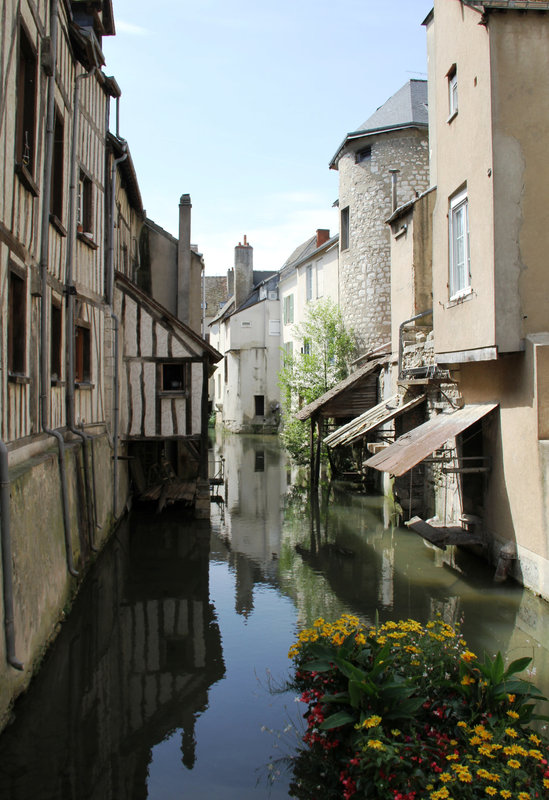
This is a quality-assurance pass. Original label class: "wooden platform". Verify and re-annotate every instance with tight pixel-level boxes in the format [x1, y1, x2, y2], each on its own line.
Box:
[405, 516, 484, 551]
[140, 479, 197, 512]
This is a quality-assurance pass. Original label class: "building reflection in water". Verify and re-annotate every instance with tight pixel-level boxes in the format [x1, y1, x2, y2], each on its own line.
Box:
[0, 511, 224, 800]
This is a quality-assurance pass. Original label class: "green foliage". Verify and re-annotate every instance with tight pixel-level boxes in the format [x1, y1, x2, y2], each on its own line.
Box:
[285, 614, 549, 800]
[278, 299, 355, 463]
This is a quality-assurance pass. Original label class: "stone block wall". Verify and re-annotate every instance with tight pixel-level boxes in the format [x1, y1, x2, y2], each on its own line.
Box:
[338, 129, 429, 356]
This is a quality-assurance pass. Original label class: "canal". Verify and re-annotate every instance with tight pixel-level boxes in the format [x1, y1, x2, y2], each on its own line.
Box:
[0, 432, 548, 799]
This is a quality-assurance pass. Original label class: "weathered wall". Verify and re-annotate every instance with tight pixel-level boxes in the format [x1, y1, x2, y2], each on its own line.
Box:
[337, 128, 429, 356]
[0, 432, 130, 732]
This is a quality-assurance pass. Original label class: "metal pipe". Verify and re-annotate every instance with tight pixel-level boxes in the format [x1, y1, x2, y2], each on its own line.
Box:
[389, 169, 400, 214]
[39, 0, 78, 577]
[65, 68, 98, 552]
[398, 308, 433, 380]
[107, 145, 128, 518]
[0, 441, 24, 670]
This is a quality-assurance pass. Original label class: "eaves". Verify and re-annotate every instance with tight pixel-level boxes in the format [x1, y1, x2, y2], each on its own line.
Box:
[329, 123, 428, 170]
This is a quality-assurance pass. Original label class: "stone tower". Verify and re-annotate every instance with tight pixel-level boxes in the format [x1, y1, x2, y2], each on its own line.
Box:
[330, 80, 430, 356]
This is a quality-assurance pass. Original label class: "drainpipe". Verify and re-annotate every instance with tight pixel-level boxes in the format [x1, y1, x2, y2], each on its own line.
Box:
[107, 143, 128, 518]
[389, 169, 400, 214]
[65, 67, 98, 551]
[40, 0, 78, 577]
[398, 309, 433, 380]
[0, 441, 23, 670]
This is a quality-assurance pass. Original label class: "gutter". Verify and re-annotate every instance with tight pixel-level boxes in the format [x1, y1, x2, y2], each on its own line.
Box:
[107, 142, 128, 518]
[65, 66, 99, 551]
[40, 0, 78, 577]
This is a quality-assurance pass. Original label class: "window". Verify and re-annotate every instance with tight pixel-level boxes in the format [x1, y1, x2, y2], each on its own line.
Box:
[340, 206, 350, 251]
[316, 261, 324, 298]
[306, 264, 314, 301]
[356, 146, 371, 164]
[77, 171, 93, 234]
[161, 363, 186, 392]
[15, 26, 37, 181]
[302, 338, 311, 356]
[8, 270, 26, 376]
[269, 319, 280, 336]
[50, 301, 62, 382]
[254, 395, 265, 416]
[75, 323, 91, 383]
[50, 110, 64, 226]
[254, 450, 265, 472]
[283, 294, 294, 325]
[448, 65, 458, 119]
[449, 189, 470, 299]
[283, 341, 293, 362]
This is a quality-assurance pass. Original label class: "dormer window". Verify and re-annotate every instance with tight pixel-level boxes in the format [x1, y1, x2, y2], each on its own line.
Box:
[356, 146, 371, 164]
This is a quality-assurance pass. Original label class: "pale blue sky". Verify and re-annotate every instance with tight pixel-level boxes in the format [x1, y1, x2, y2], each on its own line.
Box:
[103, 1, 433, 275]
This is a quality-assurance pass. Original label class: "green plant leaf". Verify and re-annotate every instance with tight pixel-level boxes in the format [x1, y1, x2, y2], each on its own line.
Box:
[319, 710, 355, 730]
[504, 656, 532, 678]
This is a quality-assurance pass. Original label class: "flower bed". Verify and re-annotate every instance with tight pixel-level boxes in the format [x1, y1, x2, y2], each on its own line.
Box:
[287, 614, 549, 799]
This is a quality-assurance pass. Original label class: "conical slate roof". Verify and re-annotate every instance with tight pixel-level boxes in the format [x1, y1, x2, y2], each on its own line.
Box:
[358, 79, 428, 132]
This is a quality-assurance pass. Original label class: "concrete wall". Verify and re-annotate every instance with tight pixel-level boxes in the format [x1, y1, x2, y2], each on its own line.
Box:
[429, 1, 496, 357]
[337, 128, 429, 356]
[0, 432, 130, 731]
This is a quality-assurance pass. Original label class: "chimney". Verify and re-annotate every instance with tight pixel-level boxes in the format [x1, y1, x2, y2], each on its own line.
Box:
[316, 229, 330, 249]
[234, 236, 253, 309]
[177, 193, 192, 324]
[227, 268, 234, 297]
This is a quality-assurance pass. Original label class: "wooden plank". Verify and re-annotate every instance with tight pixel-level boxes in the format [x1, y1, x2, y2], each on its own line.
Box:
[365, 403, 498, 476]
[405, 516, 484, 549]
[325, 393, 425, 448]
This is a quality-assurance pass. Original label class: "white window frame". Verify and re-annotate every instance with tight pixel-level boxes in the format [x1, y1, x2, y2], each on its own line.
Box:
[316, 260, 324, 298]
[448, 66, 458, 119]
[306, 264, 314, 302]
[449, 189, 471, 300]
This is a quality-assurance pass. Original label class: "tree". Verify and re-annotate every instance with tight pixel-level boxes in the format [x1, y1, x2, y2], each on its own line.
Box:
[279, 299, 355, 465]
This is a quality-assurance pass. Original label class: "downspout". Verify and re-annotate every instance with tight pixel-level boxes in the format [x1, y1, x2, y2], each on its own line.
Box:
[398, 309, 433, 380]
[40, 0, 78, 577]
[0, 441, 23, 670]
[65, 67, 98, 551]
[107, 143, 128, 518]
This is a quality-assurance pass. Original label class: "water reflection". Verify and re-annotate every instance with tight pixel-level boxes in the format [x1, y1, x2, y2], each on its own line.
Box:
[0, 513, 224, 800]
[0, 433, 548, 800]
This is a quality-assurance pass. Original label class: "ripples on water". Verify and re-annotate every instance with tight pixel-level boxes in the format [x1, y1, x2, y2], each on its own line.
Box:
[0, 433, 547, 799]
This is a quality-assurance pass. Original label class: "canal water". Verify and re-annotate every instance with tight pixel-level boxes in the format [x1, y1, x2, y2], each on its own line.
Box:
[0, 432, 548, 799]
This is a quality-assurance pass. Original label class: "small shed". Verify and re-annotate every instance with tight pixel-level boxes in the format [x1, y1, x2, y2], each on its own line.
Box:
[294, 357, 387, 484]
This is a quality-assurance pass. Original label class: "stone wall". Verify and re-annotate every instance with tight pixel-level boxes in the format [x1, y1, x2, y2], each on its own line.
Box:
[338, 129, 429, 355]
[0, 433, 129, 731]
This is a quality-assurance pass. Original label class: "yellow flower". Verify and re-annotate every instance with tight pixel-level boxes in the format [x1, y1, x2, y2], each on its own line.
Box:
[461, 650, 477, 662]
[313, 617, 325, 627]
[529, 733, 541, 745]
[439, 772, 453, 782]
[485, 788, 497, 797]
[457, 721, 467, 728]
[507, 759, 521, 769]
[517, 794, 530, 800]
[461, 674, 476, 686]
[543, 778, 549, 789]
[506, 710, 519, 719]
[430, 788, 450, 800]
[363, 715, 382, 728]
[446, 753, 459, 761]
[504, 727, 518, 738]
[528, 748, 543, 760]
[391, 729, 401, 737]
[366, 739, 385, 751]
[507, 693, 515, 703]
[499, 792, 511, 799]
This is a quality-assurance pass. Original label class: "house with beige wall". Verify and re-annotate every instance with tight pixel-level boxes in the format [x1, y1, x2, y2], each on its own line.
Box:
[364, 0, 549, 601]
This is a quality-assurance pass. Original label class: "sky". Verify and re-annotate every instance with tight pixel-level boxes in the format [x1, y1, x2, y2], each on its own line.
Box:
[103, 0, 433, 276]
